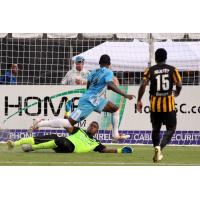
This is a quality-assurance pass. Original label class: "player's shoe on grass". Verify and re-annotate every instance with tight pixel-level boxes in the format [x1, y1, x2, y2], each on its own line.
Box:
[21, 144, 33, 152]
[112, 134, 130, 143]
[29, 118, 43, 131]
[153, 146, 163, 163]
[7, 140, 14, 150]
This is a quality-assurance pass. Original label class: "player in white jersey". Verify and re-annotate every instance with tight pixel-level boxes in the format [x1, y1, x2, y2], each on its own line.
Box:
[30, 55, 135, 141]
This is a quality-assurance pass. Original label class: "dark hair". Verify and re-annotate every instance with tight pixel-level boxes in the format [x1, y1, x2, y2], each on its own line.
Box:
[91, 121, 99, 129]
[155, 48, 167, 63]
[99, 54, 111, 65]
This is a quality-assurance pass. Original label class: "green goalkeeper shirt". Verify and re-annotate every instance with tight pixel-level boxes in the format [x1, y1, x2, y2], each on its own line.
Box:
[67, 127, 105, 153]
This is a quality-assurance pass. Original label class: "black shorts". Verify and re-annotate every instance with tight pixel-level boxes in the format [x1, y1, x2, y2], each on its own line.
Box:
[150, 111, 177, 127]
[34, 134, 75, 153]
[53, 137, 75, 153]
[34, 134, 58, 143]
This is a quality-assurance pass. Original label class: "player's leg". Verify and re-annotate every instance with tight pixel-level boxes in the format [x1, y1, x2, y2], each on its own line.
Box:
[30, 117, 77, 131]
[53, 138, 75, 153]
[7, 134, 58, 151]
[152, 123, 162, 147]
[31, 99, 92, 131]
[7, 137, 35, 150]
[152, 123, 163, 163]
[103, 101, 119, 138]
[151, 112, 163, 162]
[160, 111, 177, 150]
[21, 135, 75, 153]
[102, 100, 129, 140]
[30, 140, 57, 152]
[22, 135, 59, 152]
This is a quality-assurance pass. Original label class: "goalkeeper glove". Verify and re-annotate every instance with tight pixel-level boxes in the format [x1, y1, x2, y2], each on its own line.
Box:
[117, 146, 133, 153]
[65, 100, 72, 118]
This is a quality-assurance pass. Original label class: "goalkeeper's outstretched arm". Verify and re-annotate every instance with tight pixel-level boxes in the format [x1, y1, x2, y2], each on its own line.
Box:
[100, 146, 133, 153]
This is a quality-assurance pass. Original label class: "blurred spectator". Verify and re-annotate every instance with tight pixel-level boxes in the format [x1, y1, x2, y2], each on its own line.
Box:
[61, 56, 89, 85]
[0, 64, 18, 85]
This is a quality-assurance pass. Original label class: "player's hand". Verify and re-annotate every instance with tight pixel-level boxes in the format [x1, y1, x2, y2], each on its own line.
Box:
[173, 90, 179, 97]
[117, 146, 133, 153]
[125, 94, 136, 100]
[137, 101, 143, 113]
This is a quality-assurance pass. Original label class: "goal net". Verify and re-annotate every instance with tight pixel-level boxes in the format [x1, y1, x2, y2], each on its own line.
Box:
[0, 33, 200, 145]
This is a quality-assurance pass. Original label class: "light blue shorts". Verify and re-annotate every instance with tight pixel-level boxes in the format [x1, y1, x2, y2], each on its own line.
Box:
[70, 97, 108, 122]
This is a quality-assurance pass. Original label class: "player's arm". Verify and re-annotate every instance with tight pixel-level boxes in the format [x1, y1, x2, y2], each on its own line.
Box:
[65, 126, 79, 135]
[107, 81, 125, 96]
[137, 68, 150, 112]
[137, 78, 149, 102]
[137, 79, 149, 112]
[174, 81, 182, 97]
[107, 76, 119, 89]
[107, 81, 135, 100]
[105, 71, 135, 100]
[173, 68, 182, 97]
[94, 144, 133, 153]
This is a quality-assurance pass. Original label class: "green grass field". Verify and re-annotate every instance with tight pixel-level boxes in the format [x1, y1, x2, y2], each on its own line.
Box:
[0, 144, 200, 166]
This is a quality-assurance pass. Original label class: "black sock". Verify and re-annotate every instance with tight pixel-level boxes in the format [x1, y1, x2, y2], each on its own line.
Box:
[152, 130, 160, 147]
[160, 130, 175, 150]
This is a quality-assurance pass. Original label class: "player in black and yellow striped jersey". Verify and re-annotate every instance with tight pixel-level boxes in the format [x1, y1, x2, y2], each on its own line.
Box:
[137, 48, 182, 162]
[143, 64, 181, 112]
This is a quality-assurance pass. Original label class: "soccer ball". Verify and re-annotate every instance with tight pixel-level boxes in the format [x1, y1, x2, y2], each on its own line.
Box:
[21, 144, 33, 152]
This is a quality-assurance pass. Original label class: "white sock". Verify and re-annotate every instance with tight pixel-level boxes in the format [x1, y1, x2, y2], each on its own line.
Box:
[38, 118, 72, 128]
[111, 110, 120, 138]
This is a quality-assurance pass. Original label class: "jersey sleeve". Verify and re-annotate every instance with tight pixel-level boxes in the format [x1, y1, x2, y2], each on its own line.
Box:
[143, 67, 150, 80]
[172, 68, 182, 83]
[93, 143, 106, 152]
[105, 70, 114, 83]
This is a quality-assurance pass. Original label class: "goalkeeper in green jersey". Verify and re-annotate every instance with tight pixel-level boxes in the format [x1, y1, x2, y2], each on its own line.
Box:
[6, 121, 133, 154]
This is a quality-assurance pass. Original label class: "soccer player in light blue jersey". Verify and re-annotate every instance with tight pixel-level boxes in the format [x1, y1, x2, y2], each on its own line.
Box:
[30, 55, 135, 141]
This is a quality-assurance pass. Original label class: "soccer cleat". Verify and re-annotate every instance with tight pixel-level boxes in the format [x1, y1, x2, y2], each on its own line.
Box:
[7, 140, 14, 150]
[21, 144, 33, 152]
[112, 134, 130, 143]
[153, 146, 163, 163]
[29, 118, 43, 131]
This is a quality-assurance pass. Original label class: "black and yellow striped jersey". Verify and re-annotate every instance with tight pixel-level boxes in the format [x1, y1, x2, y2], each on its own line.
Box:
[143, 64, 182, 112]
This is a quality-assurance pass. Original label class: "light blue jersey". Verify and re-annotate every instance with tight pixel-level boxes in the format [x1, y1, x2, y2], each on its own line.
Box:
[70, 67, 114, 122]
[82, 67, 113, 100]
